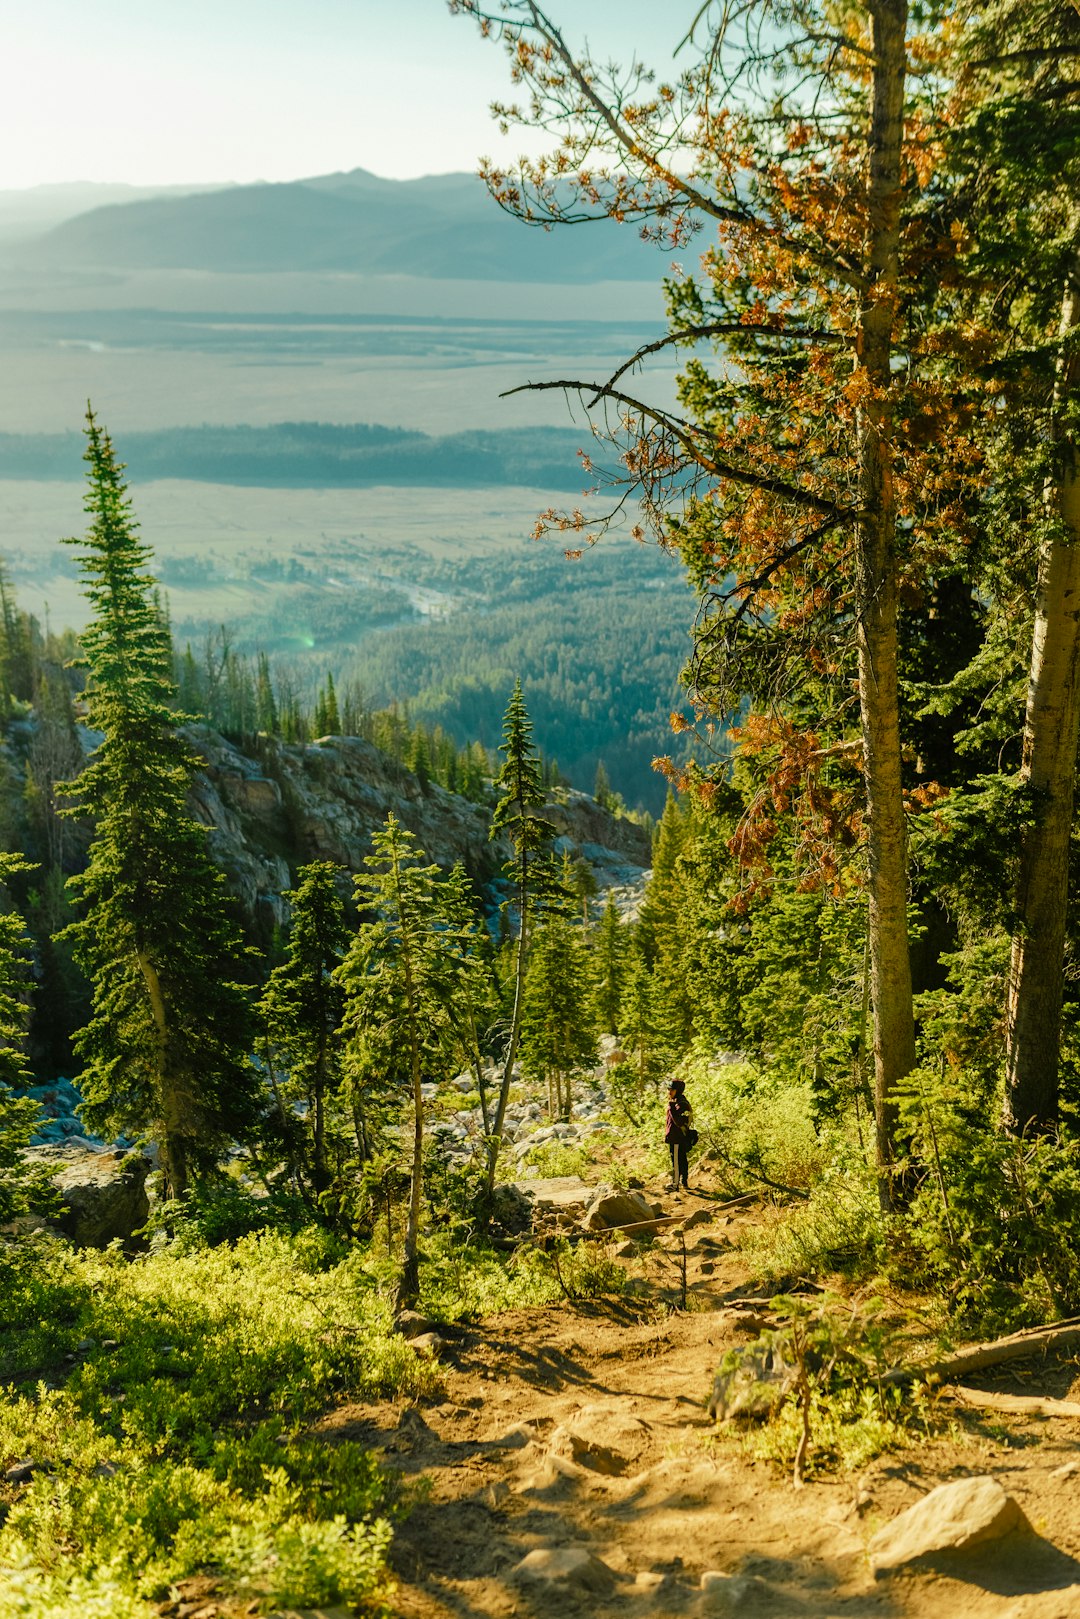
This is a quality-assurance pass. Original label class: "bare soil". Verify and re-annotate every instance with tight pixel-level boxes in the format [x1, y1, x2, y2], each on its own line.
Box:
[321, 1177, 1080, 1619]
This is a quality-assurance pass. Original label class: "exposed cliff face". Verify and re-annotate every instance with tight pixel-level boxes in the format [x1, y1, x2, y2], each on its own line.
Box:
[187, 729, 649, 935]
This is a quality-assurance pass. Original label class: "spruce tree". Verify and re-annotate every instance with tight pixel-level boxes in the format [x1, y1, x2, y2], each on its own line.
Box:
[0, 853, 56, 1222]
[255, 652, 278, 735]
[520, 915, 597, 1120]
[260, 862, 348, 1208]
[593, 892, 627, 1035]
[336, 814, 454, 1309]
[61, 410, 259, 1199]
[484, 680, 557, 1191]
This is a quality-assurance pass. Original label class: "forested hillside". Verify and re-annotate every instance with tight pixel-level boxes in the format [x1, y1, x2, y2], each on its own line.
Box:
[5, 4, 1080, 1618]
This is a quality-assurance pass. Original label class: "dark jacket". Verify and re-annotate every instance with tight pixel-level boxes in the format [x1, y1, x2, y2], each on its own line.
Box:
[665, 1094, 692, 1144]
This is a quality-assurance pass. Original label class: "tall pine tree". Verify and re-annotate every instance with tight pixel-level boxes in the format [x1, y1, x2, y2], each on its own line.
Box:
[61, 410, 258, 1198]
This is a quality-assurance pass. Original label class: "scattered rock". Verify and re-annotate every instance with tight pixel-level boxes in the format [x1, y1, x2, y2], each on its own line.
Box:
[495, 1176, 595, 1233]
[265, 1608, 354, 1619]
[550, 1404, 651, 1476]
[513, 1450, 589, 1497]
[408, 1332, 444, 1357]
[3, 1458, 53, 1485]
[708, 1341, 797, 1421]
[394, 1310, 437, 1340]
[511, 1545, 616, 1594]
[1051, 1459, 1080, 1480]
[699, 1570, 756, 1612]
[614, 1239, 636, 1258]
[680, 1207, 713, 1231]
[492, 1421, 539, 1450]
[868, 1475, 1029, 1573]
[581, 1185, 658, 1233]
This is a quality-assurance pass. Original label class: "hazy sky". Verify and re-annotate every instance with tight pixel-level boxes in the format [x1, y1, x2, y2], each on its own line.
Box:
[3, 0, 694, 190]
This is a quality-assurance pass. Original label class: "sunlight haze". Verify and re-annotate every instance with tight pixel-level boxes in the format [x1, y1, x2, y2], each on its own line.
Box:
[3, 0, 691, 188]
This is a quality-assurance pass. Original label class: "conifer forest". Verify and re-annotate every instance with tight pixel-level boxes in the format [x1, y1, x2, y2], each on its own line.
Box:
[4, 5, 1080, 1617]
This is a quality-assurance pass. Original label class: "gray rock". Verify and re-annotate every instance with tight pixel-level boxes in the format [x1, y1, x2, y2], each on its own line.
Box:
[30, 1146, 151, 1251]
[708, 1341, 797, 1422]
[394, 1310, 437, 1340]
[869, 1475, 1029, 1573]
[4, 1459, 54, 1485]
[581, 1186, 658, 1232]
[512, 1545, 616, 1595]
[550, 1405, 651, 1476]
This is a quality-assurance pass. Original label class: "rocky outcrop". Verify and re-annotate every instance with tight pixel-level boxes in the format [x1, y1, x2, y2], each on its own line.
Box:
[186, 729, 649, 936]
[491, 1176, 596, 1233]
[29, 1144, 151, 1250]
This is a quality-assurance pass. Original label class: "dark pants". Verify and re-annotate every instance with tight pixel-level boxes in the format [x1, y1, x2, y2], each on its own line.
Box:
[669, 1141, 688, 1187]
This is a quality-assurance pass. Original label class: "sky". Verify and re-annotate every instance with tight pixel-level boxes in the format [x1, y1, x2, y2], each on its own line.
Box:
[1, 0, 696, 190]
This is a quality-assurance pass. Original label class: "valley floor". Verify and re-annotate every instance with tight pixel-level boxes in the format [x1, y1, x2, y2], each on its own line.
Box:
[328, 1184, 1080, 1619]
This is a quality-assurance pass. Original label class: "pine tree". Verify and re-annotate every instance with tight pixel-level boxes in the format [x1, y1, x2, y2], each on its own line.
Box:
[323, 672, 340, 735]
[61, 411, 259, 1199]
[520, 915, 597, 1119]
[593, 892, 627, 1035]
[336, 814, 454, 1308]
[260, 862, 348, 1207]
[484, 681, 558, 1191]
[618, 940, 667, 1094]
[255, 652, 278, 736]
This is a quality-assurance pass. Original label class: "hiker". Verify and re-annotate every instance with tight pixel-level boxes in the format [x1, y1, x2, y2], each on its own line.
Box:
[665, 1077, 695, 1191]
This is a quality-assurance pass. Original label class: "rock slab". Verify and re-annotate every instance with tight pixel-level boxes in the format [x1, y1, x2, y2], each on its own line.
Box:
[29, 1146, 151, 1250]
[581, 1185, 659, 1232]
[512, 1545, 616, 1594]
[869, 1475, 1028, 1573]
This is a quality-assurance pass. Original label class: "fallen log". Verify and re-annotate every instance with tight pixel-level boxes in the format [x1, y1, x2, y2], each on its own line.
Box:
[947, 1384, 1080, 1419]
[882, 1317, 1080, 1388]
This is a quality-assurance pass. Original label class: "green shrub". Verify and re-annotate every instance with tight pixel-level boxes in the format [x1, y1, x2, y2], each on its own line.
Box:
[898, 1066, 1080, 1325]
[517, 1141, 590, 1180]
[0, 1232, 427, 1615]
[647, 1055, 839, 1194]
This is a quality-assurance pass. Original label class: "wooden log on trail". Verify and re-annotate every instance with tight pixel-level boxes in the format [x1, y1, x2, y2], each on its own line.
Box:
[881, 1317, 1080, 1388]
[947, 1384, 1080, 1419]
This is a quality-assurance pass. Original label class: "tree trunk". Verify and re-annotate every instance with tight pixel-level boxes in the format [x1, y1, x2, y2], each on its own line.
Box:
[856, 0, 916, 1210]
[312, 976, 328, 1195]
[397, 901, 425, 1314]
[137, 950, 189, 1201]
[484, 845, 529, 1195]
[1005, 263, 1080, 1136]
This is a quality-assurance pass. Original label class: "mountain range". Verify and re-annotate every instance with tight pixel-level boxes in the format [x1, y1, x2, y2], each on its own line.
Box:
[11, 168, 674, 283]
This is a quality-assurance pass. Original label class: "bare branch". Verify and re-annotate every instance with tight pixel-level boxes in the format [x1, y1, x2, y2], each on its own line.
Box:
[501, 375, 849, 518]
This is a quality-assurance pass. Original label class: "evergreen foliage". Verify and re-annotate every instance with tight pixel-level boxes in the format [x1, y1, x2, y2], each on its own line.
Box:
[483, 680, 560, 1190]
[260, 861, 349, 1215]
[520, 914, 598, 1119]
[336, 814, 460, 1306]
[60, 411, 259, 1197]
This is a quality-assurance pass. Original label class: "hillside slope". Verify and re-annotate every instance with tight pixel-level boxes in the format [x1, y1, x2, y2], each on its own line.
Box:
[19, 168, 670, 283]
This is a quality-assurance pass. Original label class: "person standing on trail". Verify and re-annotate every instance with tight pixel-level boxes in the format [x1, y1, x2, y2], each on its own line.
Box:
[665, 1078, 694, 1192]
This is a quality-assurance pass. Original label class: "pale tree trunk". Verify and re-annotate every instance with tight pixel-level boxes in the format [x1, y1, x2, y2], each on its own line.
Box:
[484, 844, 529, 1196]
[137, 951, 189, 1201]
[856, 0, 917, 1209]
[1005, 260, 1080, 1135]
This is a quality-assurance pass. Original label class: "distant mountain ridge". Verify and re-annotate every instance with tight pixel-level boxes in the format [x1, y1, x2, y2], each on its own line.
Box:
[15, 168, 671, 283]
[0, 421, 593, 490]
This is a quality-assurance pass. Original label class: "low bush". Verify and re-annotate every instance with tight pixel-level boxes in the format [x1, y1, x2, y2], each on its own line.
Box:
[0, 1231, 431, 1617]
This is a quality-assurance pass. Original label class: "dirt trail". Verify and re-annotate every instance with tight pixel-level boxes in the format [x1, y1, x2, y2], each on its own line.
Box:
[322, 1185, 1080, 1619]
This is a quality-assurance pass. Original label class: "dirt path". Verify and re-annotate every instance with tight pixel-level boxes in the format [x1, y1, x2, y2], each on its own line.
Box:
[321, 1187, 1080, 1619]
